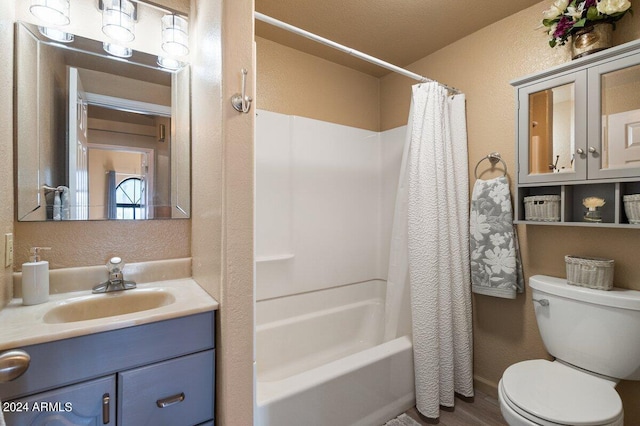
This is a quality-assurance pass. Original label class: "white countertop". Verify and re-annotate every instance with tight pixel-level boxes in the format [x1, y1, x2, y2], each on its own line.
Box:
[0, 278, 219, 351]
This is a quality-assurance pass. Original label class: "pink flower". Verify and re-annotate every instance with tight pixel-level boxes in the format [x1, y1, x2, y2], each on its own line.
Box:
[553, 16, 574, 38]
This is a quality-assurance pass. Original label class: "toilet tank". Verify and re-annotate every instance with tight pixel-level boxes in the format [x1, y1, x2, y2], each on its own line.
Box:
[530, 275, 640, 381]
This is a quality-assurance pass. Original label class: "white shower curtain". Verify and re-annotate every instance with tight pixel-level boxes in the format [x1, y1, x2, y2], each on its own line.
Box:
[385, 82, 473, 418]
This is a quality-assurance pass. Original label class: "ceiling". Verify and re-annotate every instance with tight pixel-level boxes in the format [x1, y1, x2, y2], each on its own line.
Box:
[255, 0, 543, 77]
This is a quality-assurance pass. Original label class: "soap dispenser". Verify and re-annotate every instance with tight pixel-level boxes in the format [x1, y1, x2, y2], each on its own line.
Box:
[22, 247, 51, 306]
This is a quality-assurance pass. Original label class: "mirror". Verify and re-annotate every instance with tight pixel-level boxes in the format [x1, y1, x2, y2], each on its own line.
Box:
[15, 22, 190, 221]
[528, 82, 575, 175]
[600, 63, 640, 170]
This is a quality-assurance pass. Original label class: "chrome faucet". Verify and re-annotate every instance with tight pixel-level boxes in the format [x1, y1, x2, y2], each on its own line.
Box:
[92, 257, 137, 293]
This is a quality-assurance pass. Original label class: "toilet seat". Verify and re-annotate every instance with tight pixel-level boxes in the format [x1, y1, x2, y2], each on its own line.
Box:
[500, 360, 623, 426]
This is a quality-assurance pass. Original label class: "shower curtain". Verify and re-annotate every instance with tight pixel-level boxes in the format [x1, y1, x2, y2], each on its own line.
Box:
[385, 82, 473, 418]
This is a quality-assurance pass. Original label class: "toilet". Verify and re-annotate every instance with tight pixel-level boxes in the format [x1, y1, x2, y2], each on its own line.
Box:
[498, 275, 640, 426]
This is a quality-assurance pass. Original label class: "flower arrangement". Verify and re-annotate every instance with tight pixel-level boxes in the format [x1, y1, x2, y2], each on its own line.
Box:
[542, 0, 633, 47]
[583, 196, 606, 210]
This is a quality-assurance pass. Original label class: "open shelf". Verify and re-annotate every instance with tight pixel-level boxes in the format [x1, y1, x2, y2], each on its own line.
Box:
[516, 181, 640, 228]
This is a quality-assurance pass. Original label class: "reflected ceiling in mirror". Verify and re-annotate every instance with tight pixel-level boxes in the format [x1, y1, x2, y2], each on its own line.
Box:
[15, 22, 190, 221]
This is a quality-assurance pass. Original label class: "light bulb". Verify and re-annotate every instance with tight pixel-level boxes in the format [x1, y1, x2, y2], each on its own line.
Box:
[30, 0, 70, 26]
[161, 15, 189, 57]
[38, 26, 74, 43]
[103, 42, 132, 58]
[102, 0, 136, 43]
[157, 56, 185, 70]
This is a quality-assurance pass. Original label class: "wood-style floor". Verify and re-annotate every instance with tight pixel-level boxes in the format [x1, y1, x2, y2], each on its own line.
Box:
[402, 389, 508, 426]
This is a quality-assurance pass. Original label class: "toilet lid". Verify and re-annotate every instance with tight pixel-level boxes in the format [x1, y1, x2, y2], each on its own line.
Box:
[502, 360, 622, 425]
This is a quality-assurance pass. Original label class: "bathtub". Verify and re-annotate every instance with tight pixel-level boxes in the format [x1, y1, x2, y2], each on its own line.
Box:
[255, 280, 415, 426]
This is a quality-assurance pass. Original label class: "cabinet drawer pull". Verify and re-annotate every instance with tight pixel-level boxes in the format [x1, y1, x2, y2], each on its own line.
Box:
[0, 349, 30, 383]
[156, 392, 185, 408]
[102, 393, 110, 425]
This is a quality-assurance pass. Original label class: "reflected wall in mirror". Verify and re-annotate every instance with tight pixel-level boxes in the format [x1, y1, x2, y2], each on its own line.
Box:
[601, 63, 640, 170]
[528, 83, 575, 175]
[15, 22, 190, 221]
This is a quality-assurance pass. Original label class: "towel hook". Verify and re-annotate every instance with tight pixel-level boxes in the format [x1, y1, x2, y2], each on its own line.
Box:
[474, 152, 508, 179]
[231, 68, 252, 113]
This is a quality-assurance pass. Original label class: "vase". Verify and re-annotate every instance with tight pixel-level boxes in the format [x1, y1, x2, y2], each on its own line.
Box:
[571, 23, 613, 60]
[584, 207, 603, 222]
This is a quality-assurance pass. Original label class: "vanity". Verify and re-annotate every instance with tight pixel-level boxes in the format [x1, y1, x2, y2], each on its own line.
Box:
[512, 39, 640, 227]
[2, 4, 218, 425]
[0, 277, 218, 426]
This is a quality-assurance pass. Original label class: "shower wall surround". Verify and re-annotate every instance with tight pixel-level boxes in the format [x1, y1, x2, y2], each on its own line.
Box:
[255, 110, 405, 300]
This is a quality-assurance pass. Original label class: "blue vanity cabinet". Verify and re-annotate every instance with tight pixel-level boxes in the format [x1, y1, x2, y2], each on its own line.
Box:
[0, 311, 216, 426]
[3, 376, 116, 425]
[118, 350, 215, 425]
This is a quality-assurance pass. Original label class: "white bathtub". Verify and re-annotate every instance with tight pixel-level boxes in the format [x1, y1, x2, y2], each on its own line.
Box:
[255, 280, 415, 426]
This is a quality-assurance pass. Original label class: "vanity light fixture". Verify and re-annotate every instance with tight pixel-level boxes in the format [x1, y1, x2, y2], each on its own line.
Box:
[103, 42, 132, 58]
[30, 0, 70, 26]
[157, 56, 185, 70]
[161, 14, 190, 57]
[38, 26, 74, 43]
[101, 0, 137, 43]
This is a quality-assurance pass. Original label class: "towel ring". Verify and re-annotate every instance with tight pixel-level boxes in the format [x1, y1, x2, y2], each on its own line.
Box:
[474, 152, 507, 179]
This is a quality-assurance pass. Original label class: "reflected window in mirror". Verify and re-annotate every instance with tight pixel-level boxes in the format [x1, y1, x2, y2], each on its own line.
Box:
[529, 82, 576, 175]
[116, 177, 144, 220]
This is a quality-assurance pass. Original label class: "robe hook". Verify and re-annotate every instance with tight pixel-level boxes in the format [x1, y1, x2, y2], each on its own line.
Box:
[231, 68, 252, 113]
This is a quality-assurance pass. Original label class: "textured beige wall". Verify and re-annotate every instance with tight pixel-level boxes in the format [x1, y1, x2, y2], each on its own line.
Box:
[190, 0, 255, 424]
[218, 0, 255, 423]
[0, 2, 15, 308]
[378, 2, 640, 423]
[14, 221, 191, 269]
[256, 36, 380, 131]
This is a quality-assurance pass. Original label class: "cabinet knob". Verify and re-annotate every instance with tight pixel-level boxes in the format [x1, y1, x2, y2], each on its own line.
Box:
[588, 146, 597, 154]
[576, 148, 585, 155]
[0, 349, 30, 382]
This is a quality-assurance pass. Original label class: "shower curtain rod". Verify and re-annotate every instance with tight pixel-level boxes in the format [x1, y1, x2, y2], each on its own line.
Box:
[254, 12, 462, 95]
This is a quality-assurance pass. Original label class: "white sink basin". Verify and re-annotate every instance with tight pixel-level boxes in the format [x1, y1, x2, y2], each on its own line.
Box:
[43, 289, 176, 324]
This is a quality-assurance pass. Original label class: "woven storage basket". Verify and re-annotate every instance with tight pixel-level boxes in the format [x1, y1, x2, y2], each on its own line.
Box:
[623, 194, 640, 224]
[565, 255, 614, 290]
[523, 195, 560, 222]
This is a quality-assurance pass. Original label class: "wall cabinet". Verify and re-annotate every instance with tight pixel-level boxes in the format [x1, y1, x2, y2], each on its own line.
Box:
[513, 39, 640, 227]
[0, 312, 215, 426]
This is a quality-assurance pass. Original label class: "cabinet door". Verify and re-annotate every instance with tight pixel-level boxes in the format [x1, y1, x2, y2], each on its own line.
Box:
[518, 71, 587, 183]
[118, 349, 214, 426]
[3, 375, 115, 426]
[587, 52, 640, 179]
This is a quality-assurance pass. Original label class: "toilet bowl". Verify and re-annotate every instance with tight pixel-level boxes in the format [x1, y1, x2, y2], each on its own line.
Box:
[498, 275, 640, 426]
[499, 360, 623, 426]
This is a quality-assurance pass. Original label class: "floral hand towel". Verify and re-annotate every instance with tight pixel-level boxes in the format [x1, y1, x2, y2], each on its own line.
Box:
[470, 176, 524, 299]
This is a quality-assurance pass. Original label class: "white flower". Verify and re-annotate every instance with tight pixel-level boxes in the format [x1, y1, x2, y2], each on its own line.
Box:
[489, 233, 506, 247]
[470, 211, 491, 241]
[483, 247, 516, 275]
[597, 0, 631, 15]
[543, 0, 570, 19]
[565, 3, 585, 20]
[489, 184, 510, 205]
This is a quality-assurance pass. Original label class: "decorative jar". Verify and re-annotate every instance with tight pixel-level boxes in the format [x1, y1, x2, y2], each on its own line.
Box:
[571, 23, 613, 60]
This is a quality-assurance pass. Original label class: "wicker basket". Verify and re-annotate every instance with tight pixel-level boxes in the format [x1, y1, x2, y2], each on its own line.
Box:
[565, 255, 614, 290]
[523, 195, 561, 222]
[623, 194, 640, 224]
